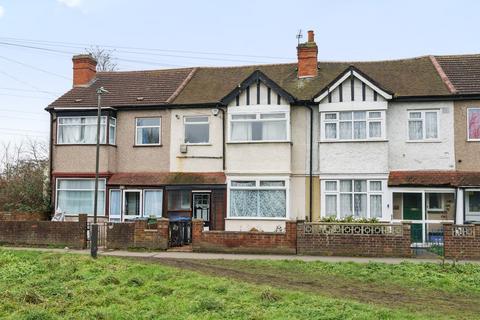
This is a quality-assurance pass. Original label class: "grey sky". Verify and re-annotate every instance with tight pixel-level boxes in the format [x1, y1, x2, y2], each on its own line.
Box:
[0, 0, 478, 145]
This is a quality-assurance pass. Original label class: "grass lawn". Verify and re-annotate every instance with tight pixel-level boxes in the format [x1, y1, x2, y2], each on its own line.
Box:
[0, 249, 479, 319]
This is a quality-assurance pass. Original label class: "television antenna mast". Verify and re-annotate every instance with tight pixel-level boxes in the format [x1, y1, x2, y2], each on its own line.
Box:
[296, 29, 303, 45]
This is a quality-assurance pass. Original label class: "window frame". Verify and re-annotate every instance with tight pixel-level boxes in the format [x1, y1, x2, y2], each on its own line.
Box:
[228, 106, 290, 143]
[183, 115, 210, 145]
[407, 109, 440, 142]
[466, 190, 480, 220]
[135, 117, 162, 146]
[55, 178, 106, 216]
[320, 110, 386, 141]
[467, 107, 480, 141]
[322, 179, 384, 219]
[227, 176, 289, 220]
[57, 116, 116, 145]
[426, 193, 444, 212]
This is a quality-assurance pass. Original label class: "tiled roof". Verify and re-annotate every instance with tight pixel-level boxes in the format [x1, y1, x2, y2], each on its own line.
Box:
[434, 54, 480, 95]
[48, 54, 480, 109]
[49, 68, 195, 108]
[108, 172, 226, 186]
[389, 171, 480, 187]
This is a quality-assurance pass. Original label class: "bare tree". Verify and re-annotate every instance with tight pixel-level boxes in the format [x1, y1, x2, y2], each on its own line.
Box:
[0, 139, 50, 215]
[86, 46, 118, 71]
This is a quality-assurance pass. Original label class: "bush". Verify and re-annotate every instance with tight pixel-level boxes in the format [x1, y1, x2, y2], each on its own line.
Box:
[319, 216, 379, 223]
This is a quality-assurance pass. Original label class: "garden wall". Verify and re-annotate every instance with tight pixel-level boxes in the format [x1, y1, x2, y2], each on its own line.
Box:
[297, 222, 412, 257]
[106, 219, 169, 250]
[444, 223, 480, 260]
[0, 214, 87, 249]
[192, 219, 297, 254]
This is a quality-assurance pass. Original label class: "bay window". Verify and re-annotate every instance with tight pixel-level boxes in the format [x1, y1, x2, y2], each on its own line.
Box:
[56, 179, 105, 215]
[324, 179, 383, 219]
[58, 116, 116, 145]
[408, 110, 439, 141]
[322, 111, 384, 141]
[230, 112, 288, 142]
[184, 116, 209, 144]
[467, 108, 480, 140]
[229, 179, 287, 218]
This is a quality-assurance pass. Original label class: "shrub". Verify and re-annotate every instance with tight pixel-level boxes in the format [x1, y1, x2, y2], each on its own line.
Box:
[260, 289, 280, 303]
[100, 275, 120, 286]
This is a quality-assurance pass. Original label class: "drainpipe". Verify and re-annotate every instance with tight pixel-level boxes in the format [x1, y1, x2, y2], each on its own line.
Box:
[48, 111, 54, 217]
[300, 102, 314, 222]
[217, 105, 226, 171]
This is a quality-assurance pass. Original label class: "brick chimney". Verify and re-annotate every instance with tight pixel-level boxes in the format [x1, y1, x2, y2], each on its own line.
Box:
[297, 30, 318, 78]
[72, 54, 97, 87]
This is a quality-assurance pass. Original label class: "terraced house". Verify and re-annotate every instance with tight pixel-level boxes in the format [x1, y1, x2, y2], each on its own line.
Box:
[47, 31, 480, 244]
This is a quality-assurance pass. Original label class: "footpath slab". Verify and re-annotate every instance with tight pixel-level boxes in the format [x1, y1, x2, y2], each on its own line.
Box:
[4, 246, 479, 264]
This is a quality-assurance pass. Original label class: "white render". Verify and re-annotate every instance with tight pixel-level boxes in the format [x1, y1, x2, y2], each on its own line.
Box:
[387, 101, 455, 170]
[169, 108, 224, 172]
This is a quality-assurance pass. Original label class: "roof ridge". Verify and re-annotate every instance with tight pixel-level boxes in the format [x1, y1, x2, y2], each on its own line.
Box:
[97, 67, 194, 74]
[429, 55, 457, 94]
[167, 67, 198, 103]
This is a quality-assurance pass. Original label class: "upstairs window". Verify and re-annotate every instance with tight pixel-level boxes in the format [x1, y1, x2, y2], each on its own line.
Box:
[230, 112, 288, 142]
[184, 116, 209, 144]
[58, 116, 115, 144]
[408, 110, 439, 141]
[468, 108, 480, 141]
[322, 111, 384, 141]
[136, 118, 161, 145]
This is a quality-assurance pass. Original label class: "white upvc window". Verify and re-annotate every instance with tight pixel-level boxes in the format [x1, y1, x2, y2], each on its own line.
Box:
[467, 108, 480, 141]
[229, 111, 289, 142]
[321, 111, 385, 141]
[135, 117, 161, 145]
[466, 190, 480, 221]
[56, 178, 106, 216]
[323, 179, 384, 219]
[109, 188, 163, 222]
[184, 116, 210, 144]
[228, 178, 288, 219]
[426, 193, 444, 212]
[407, 110, 439, 141]
[57, 116, 116, 145]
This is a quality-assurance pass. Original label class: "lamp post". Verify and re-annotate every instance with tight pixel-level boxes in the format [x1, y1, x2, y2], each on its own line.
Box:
[91, 86, 108, 258]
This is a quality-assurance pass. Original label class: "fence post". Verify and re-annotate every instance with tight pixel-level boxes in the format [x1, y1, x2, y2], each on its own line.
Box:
[78, 214, 88, 249]
[90, 223, 98, 258]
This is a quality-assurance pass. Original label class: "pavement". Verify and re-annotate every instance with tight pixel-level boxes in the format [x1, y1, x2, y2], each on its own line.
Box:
[3, 246, 479, 264]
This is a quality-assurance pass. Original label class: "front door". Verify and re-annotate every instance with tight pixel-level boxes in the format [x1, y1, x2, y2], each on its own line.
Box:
[123, 190, 142, 219]
[403, 193, 423, 243]
[193, 193, 210, 227]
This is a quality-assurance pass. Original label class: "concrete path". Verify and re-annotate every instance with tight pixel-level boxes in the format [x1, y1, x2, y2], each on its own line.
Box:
[4, 246, 479, 264]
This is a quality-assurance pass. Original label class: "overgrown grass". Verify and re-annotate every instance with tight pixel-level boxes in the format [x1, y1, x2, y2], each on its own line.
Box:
[0, 249, 440, 319]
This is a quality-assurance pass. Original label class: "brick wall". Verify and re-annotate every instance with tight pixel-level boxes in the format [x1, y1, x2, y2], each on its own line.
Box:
[444, 223, 480, 260]
[297, 222, 412, 258]
[192, 219, 297, 254]
[0, 212, 46, 221]
[0, 214, 87, 249]
[106, 219, 169, 250]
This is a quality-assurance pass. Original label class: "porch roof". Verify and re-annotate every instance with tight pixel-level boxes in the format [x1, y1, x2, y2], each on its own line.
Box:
[388, 171, 480, 187]
[108, 172, 226, 186]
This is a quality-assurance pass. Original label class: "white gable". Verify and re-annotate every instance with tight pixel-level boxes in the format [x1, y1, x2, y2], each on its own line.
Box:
[227, 82, 289, 107]
[316, 70, 392, 104]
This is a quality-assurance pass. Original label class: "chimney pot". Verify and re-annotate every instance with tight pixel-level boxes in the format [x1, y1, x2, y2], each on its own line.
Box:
[297, 30, 318, 78]
[307, 30, 314, 42]
[72, 54, 97, 87]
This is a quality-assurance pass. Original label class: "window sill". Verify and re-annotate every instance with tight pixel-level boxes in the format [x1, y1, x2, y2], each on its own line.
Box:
[227, 141, 292, 145]
[318, 139, 388, 143]
[133, 144, 163, 147]
[466, 139, 480, 142]
[405, 140, 441, 143]
[55, 144, 116, 147]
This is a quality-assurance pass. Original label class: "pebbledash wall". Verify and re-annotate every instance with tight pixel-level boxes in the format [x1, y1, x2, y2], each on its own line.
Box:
[0, 214, 87, 249]
[444, 223, 480, 260]
[296, 222, 412, 257]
